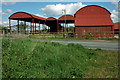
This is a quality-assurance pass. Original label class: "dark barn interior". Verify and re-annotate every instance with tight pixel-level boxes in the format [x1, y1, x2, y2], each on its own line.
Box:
[8, 5, 119, 38]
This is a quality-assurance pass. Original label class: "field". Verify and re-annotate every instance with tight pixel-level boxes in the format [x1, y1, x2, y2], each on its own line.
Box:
[1, 33, 118, 41]
[2, 38, 118, 78]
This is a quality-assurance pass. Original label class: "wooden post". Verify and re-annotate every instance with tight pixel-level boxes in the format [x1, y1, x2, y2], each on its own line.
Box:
[30, 22, 31, 34]
[48, 26, 50, 32]
[35, 23, 36, 33]
[9, 19, 12, 34]
[57, 20, 59, 33]
[38, 21, 40, 33]
[66, 23, 68, 32]
[42, 24, 44, 32]
[17, 20, 19, 33]
[43, 22, 45, 32]
[32, 18, 34, 34]
[24, 21, 26, 34]
[63, 23, 64, 32]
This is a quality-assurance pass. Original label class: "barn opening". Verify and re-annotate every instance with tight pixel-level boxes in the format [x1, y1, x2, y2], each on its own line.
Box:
[8, 12, 46, 34]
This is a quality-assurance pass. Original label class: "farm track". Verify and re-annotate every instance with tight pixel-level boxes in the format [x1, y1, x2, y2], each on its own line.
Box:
[1, 37, 119, 51]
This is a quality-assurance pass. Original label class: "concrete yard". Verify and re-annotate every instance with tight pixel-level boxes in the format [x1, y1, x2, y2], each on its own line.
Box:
[40, 40, 119, 51]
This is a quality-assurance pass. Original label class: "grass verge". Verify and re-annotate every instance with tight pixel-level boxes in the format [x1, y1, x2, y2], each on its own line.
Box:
[2, 38, 118, 78]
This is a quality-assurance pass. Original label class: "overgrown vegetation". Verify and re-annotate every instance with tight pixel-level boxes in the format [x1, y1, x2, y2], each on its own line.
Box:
[1, 33, 118, 41]
[2, 39, 118, 78]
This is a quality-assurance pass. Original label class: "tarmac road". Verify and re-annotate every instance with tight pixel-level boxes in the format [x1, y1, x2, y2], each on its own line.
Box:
[40, 40, 119, 51]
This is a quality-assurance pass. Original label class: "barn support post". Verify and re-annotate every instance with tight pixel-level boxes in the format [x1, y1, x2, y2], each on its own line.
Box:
[57, 20, 59, 33]
[43, 22, 45, 32]
[30, 22, 32, 34]
[38, 21, 40, 33]
[24, 21, 26, 34]
[48, 27, 50, 32]
[32, 18, 34, 34]
[63, 23, 64, 32]
[9, 19, 12, 34]
[42, 24, 44, 32]
[67, 23, 68, 32]
[35, 23, 36, 33]
[44, 22, 45, 31]
[17, 20, 19, 33]
[64, 23, 66, 32]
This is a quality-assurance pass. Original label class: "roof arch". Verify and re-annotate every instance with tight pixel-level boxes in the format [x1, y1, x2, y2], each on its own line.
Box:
[9, 11, 33, 19]
[9, 11, 46, 20]
[58, 15, 74, 23]
[74, 5, 113, 26]
[46, 17, 57, 21]
[74, 5, 111, 16]
[58, 15, 74, 21]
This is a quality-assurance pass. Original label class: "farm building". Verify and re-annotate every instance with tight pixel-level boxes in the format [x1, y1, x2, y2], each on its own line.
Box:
[58, 15, 74, 32]
[8, 5, 119, 38]
[113, 23, 120, 38]
[74, 5, 114, 38]
[9, 12, 46, 33]
[45, 17, 63, 32]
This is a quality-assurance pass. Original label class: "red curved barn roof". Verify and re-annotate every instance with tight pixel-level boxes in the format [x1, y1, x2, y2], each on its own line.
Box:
[74, 5, 113, 26]
[58, 15, 74, 23]
[58, 15, 74, 21]
[9, 12, 46, 22]
[46, 17, 57, 21]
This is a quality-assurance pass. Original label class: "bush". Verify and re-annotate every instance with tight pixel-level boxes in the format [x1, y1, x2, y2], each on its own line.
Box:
[85, 32, 93, 39]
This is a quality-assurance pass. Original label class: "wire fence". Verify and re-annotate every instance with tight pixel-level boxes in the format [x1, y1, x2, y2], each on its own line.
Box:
[0, 31, 119, 39]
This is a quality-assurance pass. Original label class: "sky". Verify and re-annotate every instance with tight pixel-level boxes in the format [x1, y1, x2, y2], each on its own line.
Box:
[0, 1, 119, 27]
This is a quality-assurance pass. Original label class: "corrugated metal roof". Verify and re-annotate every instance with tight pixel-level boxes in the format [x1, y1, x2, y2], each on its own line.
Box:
[58, 15, 74, 21]
[74, 5, 113, 26]
[9, 12, 46, 21]
[46, 17, 57, 21]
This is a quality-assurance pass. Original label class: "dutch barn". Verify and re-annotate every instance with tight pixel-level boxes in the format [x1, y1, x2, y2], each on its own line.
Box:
[74, 5, 114, 38]
[8, 5, 119, 38]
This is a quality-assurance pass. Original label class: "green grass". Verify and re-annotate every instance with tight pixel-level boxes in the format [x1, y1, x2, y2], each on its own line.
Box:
[2, 38, 118, 78]
[2, 34, 118, 41]
[27, 34, 118, 41]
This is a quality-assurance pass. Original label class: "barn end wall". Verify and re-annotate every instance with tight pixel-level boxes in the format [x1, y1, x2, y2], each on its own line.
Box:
[75, 26, 114, 38]
[74, 5, 114, 38]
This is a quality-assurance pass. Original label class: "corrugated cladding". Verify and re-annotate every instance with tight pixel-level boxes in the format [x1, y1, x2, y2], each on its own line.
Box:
[74, 5, 113, 26]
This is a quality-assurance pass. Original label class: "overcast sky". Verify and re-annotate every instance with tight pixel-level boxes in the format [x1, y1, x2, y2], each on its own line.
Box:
[0, 1, 119, 26]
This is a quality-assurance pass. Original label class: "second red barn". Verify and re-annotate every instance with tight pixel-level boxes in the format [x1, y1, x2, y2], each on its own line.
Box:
[74, 5, 114, 38]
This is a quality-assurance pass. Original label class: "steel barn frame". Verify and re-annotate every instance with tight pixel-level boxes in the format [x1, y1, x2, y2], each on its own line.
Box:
[8, 5, 119, 38]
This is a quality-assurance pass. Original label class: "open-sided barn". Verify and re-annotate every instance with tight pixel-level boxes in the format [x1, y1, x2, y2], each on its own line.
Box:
[8, 5, 119, 38]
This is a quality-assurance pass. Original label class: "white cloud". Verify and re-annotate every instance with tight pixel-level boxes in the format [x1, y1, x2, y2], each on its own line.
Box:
[1, 0, 120, 2]
[0, 10, 2, 14]
[111, 10, 119, 22]
[41, 3, 86, 17]
[2, 20, 17, 26]
[2, 0, 27, 2]
[112, 2, 118, 7]
[3, 20, 9, 24]
[2, 2, 16, 5]
[2, 9, 12, 15]
[35, 14, 47, 18]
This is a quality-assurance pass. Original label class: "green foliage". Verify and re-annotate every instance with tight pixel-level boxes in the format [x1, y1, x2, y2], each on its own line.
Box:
[2, 39, 118, 78]
[85, 32, 93, 39]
